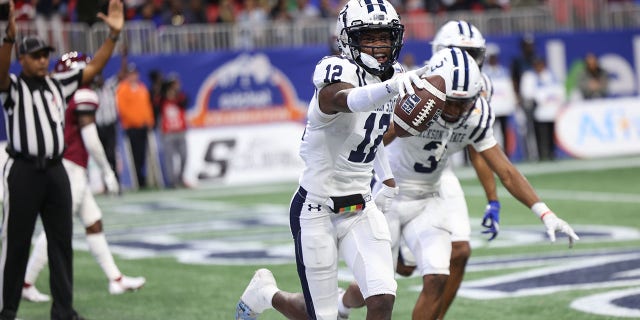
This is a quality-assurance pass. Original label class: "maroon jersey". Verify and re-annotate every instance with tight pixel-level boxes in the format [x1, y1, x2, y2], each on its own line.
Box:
[63, 88, 99, 168]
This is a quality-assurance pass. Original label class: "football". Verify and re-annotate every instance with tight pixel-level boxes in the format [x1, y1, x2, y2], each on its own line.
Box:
[393, 75, 447, 137]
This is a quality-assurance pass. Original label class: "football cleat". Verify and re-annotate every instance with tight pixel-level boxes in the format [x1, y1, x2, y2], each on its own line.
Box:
[235, 300, 258, 320]
[235, 269, 278, 319]
[109, 275, 146, 295]
[22, 284, 51, 302]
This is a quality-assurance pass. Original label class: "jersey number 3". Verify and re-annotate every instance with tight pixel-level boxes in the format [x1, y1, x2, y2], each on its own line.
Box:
[413, 141, 443, 173]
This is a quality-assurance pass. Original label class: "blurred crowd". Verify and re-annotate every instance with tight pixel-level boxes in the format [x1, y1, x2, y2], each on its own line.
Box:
[400, 34, 612, 163]
[404, 35, 610, 162]
[89, 46, 190, 191]
[4, 0, 626, 180]
[11, 0, 637, 28]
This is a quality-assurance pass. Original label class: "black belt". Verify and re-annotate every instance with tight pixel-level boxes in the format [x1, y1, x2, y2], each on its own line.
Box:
[7, 150, 62, 170]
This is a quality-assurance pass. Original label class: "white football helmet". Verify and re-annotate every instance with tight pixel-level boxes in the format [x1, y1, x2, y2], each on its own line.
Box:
[431, 20, 486, 67]
[427, 47, 482, 123]
[336, 0, 404, 77]
[480, 72, 493, 103]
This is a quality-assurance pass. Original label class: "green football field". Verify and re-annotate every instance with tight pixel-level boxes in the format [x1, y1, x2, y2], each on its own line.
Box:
[14, 156, 640, 320]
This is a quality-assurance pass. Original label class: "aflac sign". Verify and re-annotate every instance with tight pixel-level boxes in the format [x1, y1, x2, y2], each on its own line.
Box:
[555, 97, 640, 158]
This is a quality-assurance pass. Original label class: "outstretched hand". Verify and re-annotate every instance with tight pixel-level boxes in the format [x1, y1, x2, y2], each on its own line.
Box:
[481, 200, 500, 241]
[541, 212, 580, 248]
[97, 0, 124, 33]
[103, 170, 120, 196]
[395, 65, 430, 97]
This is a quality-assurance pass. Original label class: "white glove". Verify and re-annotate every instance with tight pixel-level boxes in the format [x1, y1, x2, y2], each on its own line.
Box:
[373, 184, 399, 213]
[394, 65, 429, 97]
[541, 212, 580, 247]
[103, 170, 120, 196]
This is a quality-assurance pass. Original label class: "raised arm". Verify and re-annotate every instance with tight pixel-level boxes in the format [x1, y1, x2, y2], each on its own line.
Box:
[82, 0, 124, 85]
[0, 0, 16, 91]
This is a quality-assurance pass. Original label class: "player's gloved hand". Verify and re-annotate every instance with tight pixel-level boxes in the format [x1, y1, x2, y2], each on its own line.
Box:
[103, 170, 120, 196]
[394, 65, 429, 97]
[541, 212, 580, 248]
[373, 184, 399, 213]
[481, 200, 500, 241]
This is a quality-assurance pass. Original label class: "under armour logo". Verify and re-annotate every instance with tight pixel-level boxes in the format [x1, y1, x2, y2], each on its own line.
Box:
[308, 204, 322, 212]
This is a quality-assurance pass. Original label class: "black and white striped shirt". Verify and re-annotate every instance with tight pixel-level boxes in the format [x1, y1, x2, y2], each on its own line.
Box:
[0, 68, 82, 158]
[95, 75, 119, 126]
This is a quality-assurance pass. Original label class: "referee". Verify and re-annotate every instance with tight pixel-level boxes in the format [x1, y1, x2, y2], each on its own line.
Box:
[0, 1, 124, 319]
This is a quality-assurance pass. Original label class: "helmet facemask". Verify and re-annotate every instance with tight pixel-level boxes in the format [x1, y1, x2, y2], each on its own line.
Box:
[427, 47, 483, 125]
[336, 0, 404, 77]
[441, 94, 479, 123]
[345, 25, 404, 76]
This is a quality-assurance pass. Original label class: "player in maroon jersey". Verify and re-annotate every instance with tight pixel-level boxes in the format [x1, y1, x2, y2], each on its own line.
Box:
[22, 52, 145, 302]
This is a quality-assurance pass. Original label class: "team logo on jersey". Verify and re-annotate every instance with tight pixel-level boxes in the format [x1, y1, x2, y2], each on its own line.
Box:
[190, 53, 306, 127]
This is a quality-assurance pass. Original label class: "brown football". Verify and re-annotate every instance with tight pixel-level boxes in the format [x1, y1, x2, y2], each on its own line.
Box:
[393, 75, 447, 137]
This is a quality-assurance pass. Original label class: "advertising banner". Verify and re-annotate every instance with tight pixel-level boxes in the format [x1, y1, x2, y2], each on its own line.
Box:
[2, 29, 640, 188]
[556, 97, 640, 158]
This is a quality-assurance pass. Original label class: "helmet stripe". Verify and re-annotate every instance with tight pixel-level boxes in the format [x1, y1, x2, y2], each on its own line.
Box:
[450, 48, 459, 91]
[456, 20, 475, 38]
[457, 21, 464, 37]
[363, 0, 387, 13]
[376, 0, 387, 13]
[460, 48, 470, 91]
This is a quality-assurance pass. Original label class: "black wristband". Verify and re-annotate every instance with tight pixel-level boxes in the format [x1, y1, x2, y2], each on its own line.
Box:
[3, 36, 15, 44]
[108, 33, 119, 42]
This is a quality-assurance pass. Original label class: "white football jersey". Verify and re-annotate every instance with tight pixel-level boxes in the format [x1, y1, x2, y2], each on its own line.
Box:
[299, 55, 403, 197]
[387, 96, 496, 193]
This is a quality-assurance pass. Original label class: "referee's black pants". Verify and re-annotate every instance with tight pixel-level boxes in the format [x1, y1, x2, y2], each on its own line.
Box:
[126, 127, 149, 188]
[0, 158, 74, 320]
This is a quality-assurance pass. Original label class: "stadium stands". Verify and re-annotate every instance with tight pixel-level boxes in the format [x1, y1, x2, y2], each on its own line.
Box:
[2, 1, 639, 55]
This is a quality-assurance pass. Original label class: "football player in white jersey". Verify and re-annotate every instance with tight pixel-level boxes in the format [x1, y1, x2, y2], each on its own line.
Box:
[425, 20, 501, 319]
[337, 48, 579, 320]
[338, 20, 502, 320]
[234, 0, 430, 319]
[21, 52, 145, 303]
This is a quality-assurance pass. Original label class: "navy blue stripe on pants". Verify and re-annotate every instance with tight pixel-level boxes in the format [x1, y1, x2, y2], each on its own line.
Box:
[289, 187, 317, 320]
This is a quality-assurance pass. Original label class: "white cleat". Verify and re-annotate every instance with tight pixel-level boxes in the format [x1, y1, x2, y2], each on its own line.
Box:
[109, 275, 146, 295]
[235, 269, 279, 320]
[22, 285, 51, 302]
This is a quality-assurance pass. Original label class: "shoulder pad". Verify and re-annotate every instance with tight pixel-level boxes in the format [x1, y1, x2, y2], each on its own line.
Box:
[312, 56, 360, 89]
